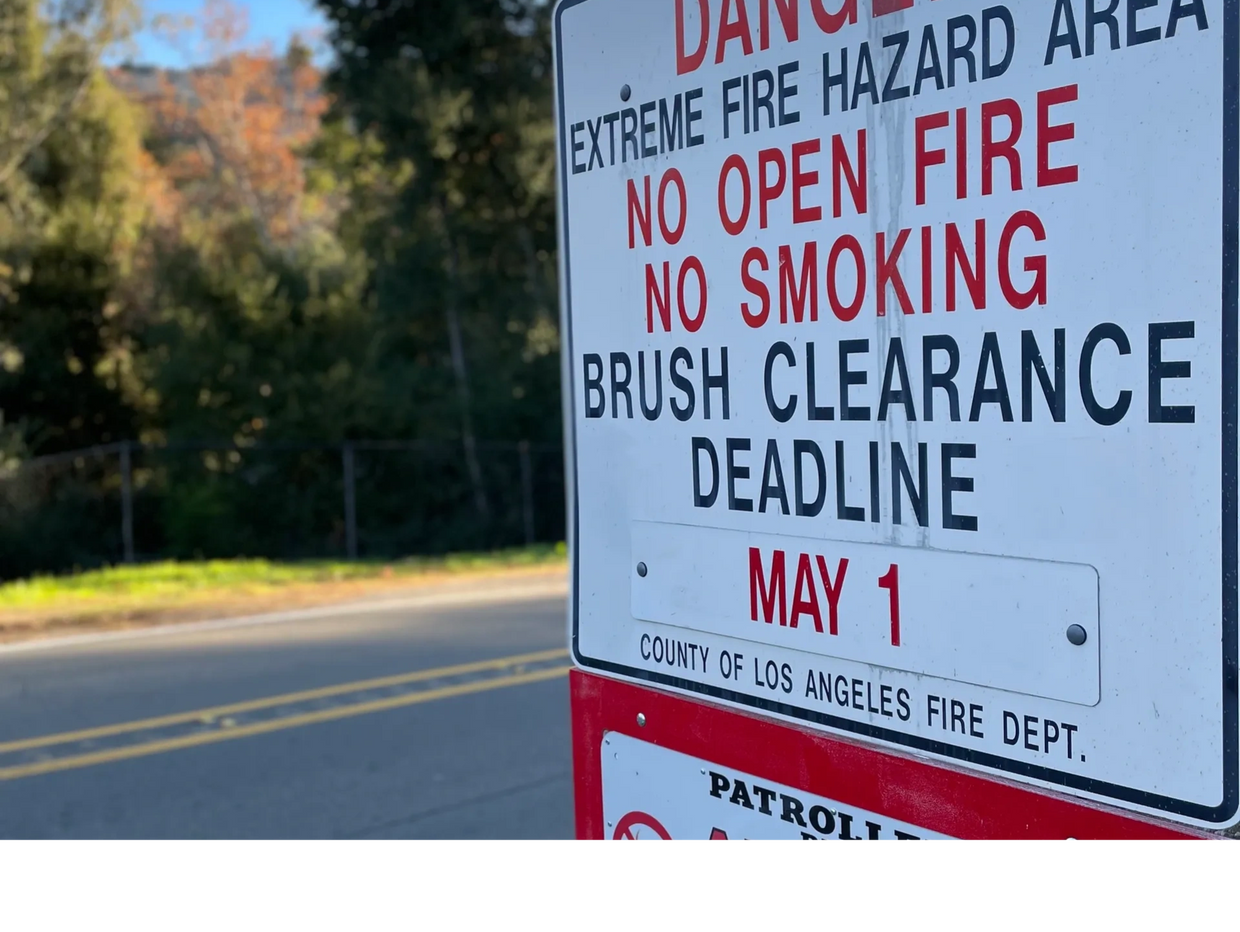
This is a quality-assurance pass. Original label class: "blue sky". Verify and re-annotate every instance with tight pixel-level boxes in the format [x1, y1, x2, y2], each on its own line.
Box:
[132, 0, 330, 66]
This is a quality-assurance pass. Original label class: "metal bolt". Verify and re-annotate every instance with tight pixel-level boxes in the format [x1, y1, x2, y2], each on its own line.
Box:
[636, 712, 647, 727]
[620, 84, 632, 102]
[637, 562, 648, 578]
[1066, 624, 1088, 646]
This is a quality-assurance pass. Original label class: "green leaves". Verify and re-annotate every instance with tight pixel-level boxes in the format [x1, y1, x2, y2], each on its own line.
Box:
[313, 0, 561, 446]
[1, 1, 566, 574]
[0, 0, 145, 457]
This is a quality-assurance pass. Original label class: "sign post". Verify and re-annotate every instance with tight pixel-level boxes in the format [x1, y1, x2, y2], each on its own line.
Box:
[556, 0, 1239, 832]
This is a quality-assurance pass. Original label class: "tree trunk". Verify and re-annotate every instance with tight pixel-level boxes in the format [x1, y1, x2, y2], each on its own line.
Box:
[442, 226, 489, 522]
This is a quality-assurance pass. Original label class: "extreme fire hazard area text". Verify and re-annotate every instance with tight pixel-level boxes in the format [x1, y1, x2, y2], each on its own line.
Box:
[555, 0, 1239, 827]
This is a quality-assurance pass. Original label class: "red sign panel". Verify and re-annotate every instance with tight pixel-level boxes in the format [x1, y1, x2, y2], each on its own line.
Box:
[571, 670, 1207, 840]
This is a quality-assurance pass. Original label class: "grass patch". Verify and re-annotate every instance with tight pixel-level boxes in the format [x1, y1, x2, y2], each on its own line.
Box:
[0, 544, 568, 640]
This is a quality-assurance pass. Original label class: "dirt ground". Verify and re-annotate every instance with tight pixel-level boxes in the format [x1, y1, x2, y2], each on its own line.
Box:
[0, 564, 568, 645]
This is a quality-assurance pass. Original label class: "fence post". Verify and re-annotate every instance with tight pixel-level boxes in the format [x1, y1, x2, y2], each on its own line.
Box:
[518, 440, 536, 546]
[120, 441, 135, 565]
[343, 442, 358, 559]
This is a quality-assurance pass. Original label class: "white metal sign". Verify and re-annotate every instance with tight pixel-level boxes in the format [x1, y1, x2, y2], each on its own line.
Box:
[602, 732, 950, 839]
[555, 0, 1238, 826]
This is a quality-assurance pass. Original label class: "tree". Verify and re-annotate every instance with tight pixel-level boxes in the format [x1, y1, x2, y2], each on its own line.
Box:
[314, 0, 561, 519]
[110, 2, 395, 558]
[113, 1, 370, 451]
[0, 0, 146, 456]
[0, 0, 139, 199]
[121, 0, 330, 255]
[0, 0, 569, 575]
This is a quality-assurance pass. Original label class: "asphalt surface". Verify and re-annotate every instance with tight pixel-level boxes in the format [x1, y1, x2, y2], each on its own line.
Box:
[0, 574, 574, 839]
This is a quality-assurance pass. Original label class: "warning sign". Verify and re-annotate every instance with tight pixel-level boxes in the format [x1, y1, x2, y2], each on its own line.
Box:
[604, 732, 951, 840]
[555, 0, 1239, 826]
[572, 669, 1205, 839]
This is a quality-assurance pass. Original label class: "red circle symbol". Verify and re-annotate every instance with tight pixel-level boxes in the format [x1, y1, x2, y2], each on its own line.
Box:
[613, 811, 671, 840]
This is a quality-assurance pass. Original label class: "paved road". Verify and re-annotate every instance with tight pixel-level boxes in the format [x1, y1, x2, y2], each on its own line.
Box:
[0, 574, 574, 839]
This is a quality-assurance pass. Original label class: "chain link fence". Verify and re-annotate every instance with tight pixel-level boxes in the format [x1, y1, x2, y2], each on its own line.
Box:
[0, 440, 565, 580]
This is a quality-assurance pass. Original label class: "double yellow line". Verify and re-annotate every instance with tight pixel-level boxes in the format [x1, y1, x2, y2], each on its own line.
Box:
[0, 648, 571, 781]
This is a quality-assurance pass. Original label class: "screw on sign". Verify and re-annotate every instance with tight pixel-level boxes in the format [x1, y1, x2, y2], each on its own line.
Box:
[612, 811, 672, 840]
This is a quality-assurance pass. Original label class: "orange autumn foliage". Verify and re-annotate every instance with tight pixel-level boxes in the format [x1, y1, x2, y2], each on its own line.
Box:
[118, 0, 327, 250]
